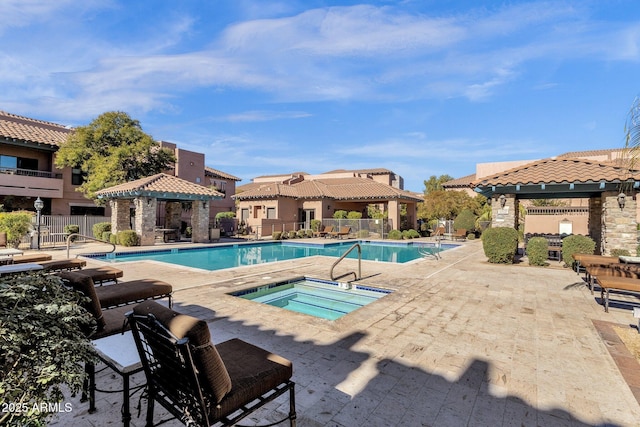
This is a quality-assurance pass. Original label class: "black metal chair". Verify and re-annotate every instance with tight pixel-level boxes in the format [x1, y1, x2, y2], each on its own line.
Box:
[127, 301, 296, 427]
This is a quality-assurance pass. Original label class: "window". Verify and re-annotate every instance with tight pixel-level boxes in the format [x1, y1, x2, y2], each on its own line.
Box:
[17, 157, 38, 170]
[241, 209, 249, 222]
[70, 206, 105, 216]
[72, 168, 85, 186]
[267, 207, 277, 219]
[0, 155, 17, 169]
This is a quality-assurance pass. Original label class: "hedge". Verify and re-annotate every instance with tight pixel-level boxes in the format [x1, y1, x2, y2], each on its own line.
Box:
[561, 235, 595, 267]
[526, 237, 548, 266]
[481, 227, 519, 264]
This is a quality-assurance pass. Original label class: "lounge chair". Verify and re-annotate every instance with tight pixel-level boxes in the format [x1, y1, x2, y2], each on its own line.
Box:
[329, 226, 351, 239]
[71, 266, 124, 285]
[38, 258, 87, 272]
[313, 225, 333, 238]
[452, 229, 467, 241]
[58, 270, 173, 309]
[11, 253, 53, 264]
[127, 301, 297, 426]
[0, 263, 44, 276]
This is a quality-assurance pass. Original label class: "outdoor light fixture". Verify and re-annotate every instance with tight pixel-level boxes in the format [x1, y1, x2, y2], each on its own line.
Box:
[499, 194, 507, 208]
[34, 197, 44, 250]
[618, 192, 626, 209]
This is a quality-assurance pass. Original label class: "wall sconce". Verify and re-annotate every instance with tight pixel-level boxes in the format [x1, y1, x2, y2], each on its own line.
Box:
[617, 192, 626, 209]
[499, 194, 506, 208]
[147, 197, 152, 206]
[202, 201, 207, 209]
[327, 205, 331, 210]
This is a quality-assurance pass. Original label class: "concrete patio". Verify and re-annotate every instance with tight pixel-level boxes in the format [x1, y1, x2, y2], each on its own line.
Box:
[48, 239, 640, 426]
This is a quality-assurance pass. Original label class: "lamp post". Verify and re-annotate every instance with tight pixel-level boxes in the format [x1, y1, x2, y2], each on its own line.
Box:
[34, 197, 44, 250]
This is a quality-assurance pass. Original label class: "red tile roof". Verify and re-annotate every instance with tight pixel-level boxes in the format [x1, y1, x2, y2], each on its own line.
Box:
[95, 173, 224, 200]
[443, 173, 477, 188]
[235, 177, 422, 202]
[0, 111, 71, 147]
[472, 157, 640, 187]
[204, 166, 241, 181]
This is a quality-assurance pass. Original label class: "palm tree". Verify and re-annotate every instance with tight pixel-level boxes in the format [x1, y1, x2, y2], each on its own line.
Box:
[625, 96, 640, 167]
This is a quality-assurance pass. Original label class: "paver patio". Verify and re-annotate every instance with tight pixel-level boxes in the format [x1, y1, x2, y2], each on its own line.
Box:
[48, 239, 640, 426]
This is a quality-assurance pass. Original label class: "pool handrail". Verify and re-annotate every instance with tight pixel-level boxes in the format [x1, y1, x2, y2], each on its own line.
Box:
[66, 233, 116, 259]
[330, 243, 361, 282]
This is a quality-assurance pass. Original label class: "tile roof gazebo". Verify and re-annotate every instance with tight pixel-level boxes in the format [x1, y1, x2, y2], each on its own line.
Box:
[95, 173, 224, 245]
[472, 157, 640, 255]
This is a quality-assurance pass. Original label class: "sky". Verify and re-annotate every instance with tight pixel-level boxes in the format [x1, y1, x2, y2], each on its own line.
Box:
[2, 0, 640, 192]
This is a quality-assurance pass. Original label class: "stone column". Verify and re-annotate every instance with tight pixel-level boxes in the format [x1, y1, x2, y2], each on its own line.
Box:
[191, 200, 210, 243]
[491, 194, 518, 229]
[165, 202, 182, 230]
[588, 195, 603, 254]
[134, 197, 157, 246]
[388, 200, 400, 230]
[602, 191, 637, 255]
[111, 199, 131, 234]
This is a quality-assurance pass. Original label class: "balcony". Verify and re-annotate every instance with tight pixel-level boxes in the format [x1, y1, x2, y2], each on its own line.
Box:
[0, 167, 64, 198]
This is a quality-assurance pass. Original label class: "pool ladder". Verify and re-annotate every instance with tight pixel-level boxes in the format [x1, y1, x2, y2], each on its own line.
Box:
[330, 243, 361, 282]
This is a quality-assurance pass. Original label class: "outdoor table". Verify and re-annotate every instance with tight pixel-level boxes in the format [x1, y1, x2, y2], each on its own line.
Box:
[154, 228, 178, 243]
[88, 331, 144, 427]
[0, 248, 23, 264]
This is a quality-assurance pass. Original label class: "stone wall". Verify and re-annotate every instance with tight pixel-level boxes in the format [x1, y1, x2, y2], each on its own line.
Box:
[491, 194, 518, 230]
[134, 197, 157, 246]
[110, 199, 131, 234]
[190, 200, 210, 243]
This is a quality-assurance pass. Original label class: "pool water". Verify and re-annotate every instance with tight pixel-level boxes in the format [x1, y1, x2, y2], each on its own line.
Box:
[87, 240, 456, 271]
[230, 277, 392, 320]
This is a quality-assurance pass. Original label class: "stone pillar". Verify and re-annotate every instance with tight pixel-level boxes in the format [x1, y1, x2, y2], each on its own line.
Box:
[111, 199, 132, 234]
[588, 195, 603, 254]
[388, 200, 400, 230]
[191, 200, 210, 243]
[134, 197, 157, 246]
[491, 194, 518, 230]
[602, 191, 637, 255]
[165, 202, 182, 231]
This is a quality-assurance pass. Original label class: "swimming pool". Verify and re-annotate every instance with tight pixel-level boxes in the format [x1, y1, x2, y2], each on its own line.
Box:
[86, 240, 457, 271]
[230, 277, 392, 320]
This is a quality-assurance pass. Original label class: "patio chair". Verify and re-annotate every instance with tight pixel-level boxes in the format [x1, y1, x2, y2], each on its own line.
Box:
[38, 258, 87, 272]
[10, 253, 52, 264]
[313, 225, 333, 238]
[127, 301, 297, 427]
[329, 226, 351, 239]
[452, 229, 467, 241]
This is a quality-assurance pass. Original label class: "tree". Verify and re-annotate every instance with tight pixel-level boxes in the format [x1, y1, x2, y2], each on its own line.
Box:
[423, 175, 454, 195]
[418, 190, 475, 222]
[55, 112, 175, 202]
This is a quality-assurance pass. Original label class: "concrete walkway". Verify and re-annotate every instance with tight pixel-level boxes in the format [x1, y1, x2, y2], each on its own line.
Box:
[49, 239, 640, 426]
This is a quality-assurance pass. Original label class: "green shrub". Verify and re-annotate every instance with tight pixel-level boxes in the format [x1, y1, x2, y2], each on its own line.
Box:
[305, 229, 314, 238]
[403, 229, 420, 239]
[610, 248, 631, 257]
[333, 210, 348, 219]
[481, 227, 519, 264]
[288, 230, 298, 239]
[454, 209, 476, 232]
[102, 231, 112, 242]
[297, 229, 306, 238]
[347, 211, 362, 219]
[92, 222, 111, 239]
[272, 231, 282, 240]
[310, 219, 322, 232]
[467, 233, 476, 240]
[526, 237, 549, 266]
[0, 272, 96, 426]
[0, 211, 33, 248]
[117, 230, 140, 246]
[64, 224, 80, 242]
[357, 229, 370, 238]
[561, 235, 595, 267]
[388, 229, 403, 240]
[215, 211, 235, 220]
[109, 233, 118, 245]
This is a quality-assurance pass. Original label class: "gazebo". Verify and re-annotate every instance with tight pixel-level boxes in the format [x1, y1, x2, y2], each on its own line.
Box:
[95, 173, 224, 245]
[472, 157, 640, 255]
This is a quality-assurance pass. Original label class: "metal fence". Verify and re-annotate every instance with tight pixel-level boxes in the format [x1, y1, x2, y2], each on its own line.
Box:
[258, 218, 393, 239]
[31, 215, 111, 247]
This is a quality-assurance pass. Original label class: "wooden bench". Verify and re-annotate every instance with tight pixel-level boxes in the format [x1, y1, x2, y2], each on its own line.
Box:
[596, 275, 640, 312]
[585, 264, 640, 294]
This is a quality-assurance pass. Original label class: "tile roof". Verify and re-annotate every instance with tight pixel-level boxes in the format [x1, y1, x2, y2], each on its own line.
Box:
[0, 111, 71, 147]
[443, 173, 477, 188]
[557, 148, 626, 159]
[472, 157, 640, 188]
[204, 166, 241, 181]
[235, 177, 422, 202]
[323, 168, 394, 175]
[95, 173, 224, 200]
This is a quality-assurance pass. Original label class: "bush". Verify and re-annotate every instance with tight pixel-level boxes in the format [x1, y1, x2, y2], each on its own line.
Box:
[610, 248, 631, 257]
[288, 231, 298, 239]
[109, 233, 118, 245]
[305, 229, 314, 238]
[310, 219, 322, 232]
[102, 231, 112, 243]
[297, 229, 306, 238]
[0, 272, 96, 426]
[272, 231, 282, 240]
[562, 235, 596, 267]
[454, 209, 477, 232]
[215, 211, 235, 220]
[347, 211, 362, 219]
[481, 227, 519, 264]
[0, 211, 33, 248]
[403, 229, 420, 239]
[388, 229, 403, 240]
[333, 210, 348, 219]
[64, 224, 80, 242]
[117, 230, 140, 246]
[92, 222, 111, 239]
[357, 229, 370, 238]
[467, 233, 476, 240]
[526, 237, 549, 266]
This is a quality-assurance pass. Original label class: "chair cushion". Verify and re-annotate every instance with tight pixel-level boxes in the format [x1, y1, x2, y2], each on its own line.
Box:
[57, 270, 106, 332]
[96, 279, 172, 308]
[133, 301, 232, 404]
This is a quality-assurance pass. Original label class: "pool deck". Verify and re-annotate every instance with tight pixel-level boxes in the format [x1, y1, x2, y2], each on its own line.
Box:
[48, 238, 640, 426]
